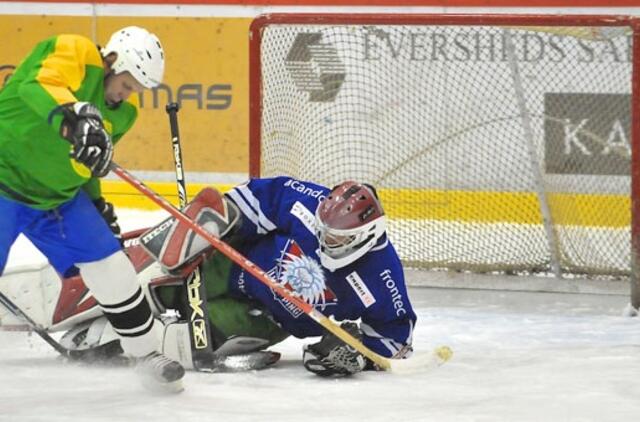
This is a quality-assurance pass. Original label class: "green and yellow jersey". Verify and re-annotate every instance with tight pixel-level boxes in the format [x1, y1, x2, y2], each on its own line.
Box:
[0, 33, 138, 210]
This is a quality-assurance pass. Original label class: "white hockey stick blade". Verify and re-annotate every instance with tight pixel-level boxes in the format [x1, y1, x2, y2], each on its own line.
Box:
[388, 345, 453, 375]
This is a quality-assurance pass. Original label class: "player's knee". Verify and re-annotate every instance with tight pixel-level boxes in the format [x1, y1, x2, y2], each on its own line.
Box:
[77, 250, 138, 303]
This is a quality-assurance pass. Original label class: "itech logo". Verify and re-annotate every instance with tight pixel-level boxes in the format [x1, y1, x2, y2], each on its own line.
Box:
[141, 219, 173, 243]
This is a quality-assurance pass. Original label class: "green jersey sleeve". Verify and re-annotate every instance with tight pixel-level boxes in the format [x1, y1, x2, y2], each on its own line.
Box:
[0, 34, 139, 210]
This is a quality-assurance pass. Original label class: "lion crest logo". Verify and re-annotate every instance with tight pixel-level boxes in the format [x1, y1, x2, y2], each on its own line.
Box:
[269, 239, 337, 317]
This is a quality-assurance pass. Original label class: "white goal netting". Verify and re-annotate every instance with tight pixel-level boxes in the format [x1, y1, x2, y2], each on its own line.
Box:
[251, 16, 636, 278]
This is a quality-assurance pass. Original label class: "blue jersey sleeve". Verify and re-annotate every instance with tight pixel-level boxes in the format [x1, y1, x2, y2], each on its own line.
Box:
[344, 249, 416, 359]
[225, 177, 328, 241]
[360, 315, 415, 359]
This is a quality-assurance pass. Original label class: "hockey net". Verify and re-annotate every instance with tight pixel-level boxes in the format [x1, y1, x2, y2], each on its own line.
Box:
[249, 14, 640, 280]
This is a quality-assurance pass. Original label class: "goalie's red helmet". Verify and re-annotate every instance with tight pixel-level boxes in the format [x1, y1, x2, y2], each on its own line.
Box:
[315, 181, 386, 271]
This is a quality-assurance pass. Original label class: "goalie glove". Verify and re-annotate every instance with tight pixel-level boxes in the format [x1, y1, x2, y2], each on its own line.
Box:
[60, 102, 113, 178]
[302, 322, 367, 377]
[93, 197, 122, 243]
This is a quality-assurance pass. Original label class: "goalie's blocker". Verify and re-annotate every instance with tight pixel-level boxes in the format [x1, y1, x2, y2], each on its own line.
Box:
[140, 187, 241, 271]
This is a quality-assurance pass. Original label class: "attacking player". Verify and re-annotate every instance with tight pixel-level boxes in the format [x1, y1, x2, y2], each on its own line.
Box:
[58, 177, 417, 377]
[0, 26, 185, 391]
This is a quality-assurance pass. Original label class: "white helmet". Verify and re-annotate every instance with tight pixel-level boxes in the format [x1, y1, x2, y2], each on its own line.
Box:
[102, 26, 165, 89]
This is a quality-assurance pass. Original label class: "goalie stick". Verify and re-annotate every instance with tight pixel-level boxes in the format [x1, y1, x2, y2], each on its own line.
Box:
[165, 102, 187, 209]
[109, 161, 453, 373]
[164, 103, 218, 371]
[182, 262, 219, 371]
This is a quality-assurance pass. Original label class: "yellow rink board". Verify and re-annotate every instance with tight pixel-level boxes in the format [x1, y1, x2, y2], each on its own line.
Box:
[102, 180, 234, 210]
[0, 16, 252, 174]
[378, 189, 629, 227]
[104, 181, 629, 228]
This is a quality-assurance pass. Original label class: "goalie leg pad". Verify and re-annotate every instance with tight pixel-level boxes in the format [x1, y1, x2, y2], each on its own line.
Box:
[58, 317, 193, 367]
[140, 187, 241, 271]
[59, 316, 127, 364]
[160, 320, 281, 372]
[161, 321, 195, 370]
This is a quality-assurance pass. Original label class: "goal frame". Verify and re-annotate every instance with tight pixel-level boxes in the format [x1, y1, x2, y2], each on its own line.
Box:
[248, 13, 640, 304]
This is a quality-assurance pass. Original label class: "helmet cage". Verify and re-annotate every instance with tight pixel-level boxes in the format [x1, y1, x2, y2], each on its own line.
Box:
[316, 210, 386, 271]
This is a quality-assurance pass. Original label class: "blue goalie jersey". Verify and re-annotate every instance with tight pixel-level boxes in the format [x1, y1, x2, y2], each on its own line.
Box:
[225, 177, 416, 359]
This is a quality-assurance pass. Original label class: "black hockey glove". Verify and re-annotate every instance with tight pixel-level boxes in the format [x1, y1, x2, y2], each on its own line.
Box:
[302, 322, 367, 377]
[60, 102, 113, 178]
[93, 197, 122, 243]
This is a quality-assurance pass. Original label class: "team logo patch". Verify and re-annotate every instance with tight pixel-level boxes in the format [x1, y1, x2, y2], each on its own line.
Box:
[268, 239, 337, 318]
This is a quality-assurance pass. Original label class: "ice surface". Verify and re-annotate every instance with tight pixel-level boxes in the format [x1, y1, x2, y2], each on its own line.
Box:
[1, 210, 640, 422]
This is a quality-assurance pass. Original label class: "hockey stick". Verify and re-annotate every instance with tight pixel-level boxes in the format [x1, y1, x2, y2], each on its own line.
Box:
[165, 102, 187, 209]
[0, 291, 70, 357]
[164, 103, 219, 371]
[110, 162, 452, 373]
[0, 288, 278, 370]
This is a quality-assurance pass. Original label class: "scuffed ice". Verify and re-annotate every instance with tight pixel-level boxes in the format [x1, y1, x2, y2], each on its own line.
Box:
[1, 210, 640, 422]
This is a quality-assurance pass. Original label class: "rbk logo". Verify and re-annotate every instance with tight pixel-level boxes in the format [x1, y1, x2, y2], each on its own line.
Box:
[192, 319, 208, 349]
[187, 268, 209, 349]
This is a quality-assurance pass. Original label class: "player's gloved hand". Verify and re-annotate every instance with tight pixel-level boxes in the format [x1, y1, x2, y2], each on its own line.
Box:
[60, 102, 113, 178]
[302, 322, 367, 377]
[93, 197, 122, 243]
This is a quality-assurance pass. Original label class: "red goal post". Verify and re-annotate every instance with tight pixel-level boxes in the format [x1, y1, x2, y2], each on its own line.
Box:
[249, 14, 640, 302]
